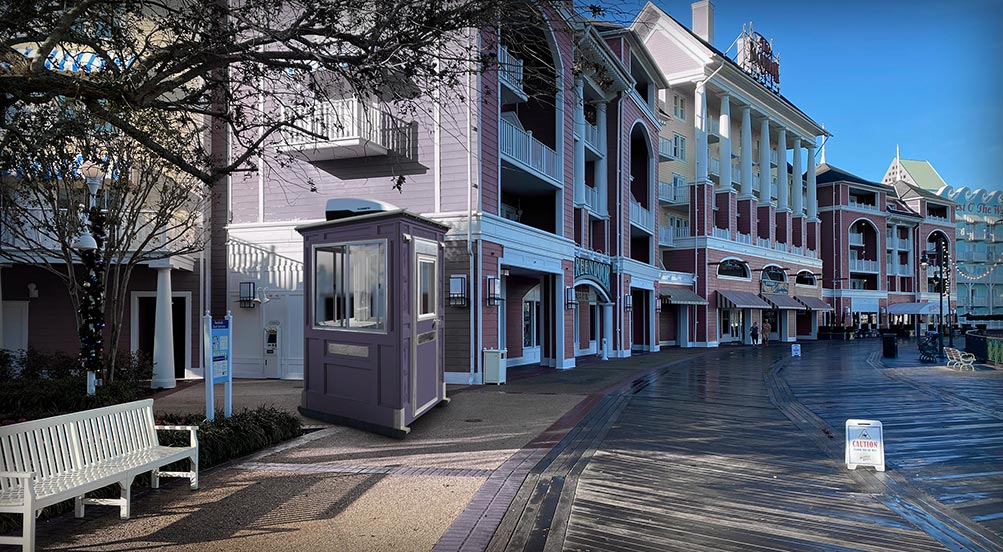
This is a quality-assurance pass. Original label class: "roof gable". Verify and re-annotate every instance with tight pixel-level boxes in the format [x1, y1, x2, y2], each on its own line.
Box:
[899, 159, 948, 191]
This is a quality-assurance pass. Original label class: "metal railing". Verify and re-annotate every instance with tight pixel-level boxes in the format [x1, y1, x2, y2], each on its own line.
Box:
[659, 137, 675, 160]
[850, 258, 879, 272]
[709, 157, 720, 176]
[283, 98, 414, 158]
[848, 232, 864, 246]
[498, 45, 525, 91]
[629, 199, 654, 231]
[658, 180, 689, 203]
[712, 226, 730, 240]
[583, 185, 600, 213]
[658, 225, 674, 246]
[500, 117, 559, 181]
[584, 121, 600, 152]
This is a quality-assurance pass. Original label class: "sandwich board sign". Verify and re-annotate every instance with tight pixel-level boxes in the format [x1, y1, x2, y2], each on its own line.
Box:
[791, 344, 802, 357]
[845, 419, 885, 472]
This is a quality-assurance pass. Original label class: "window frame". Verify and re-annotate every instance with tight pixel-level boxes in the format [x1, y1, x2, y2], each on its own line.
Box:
[311, 239, 388, 333]
[673, 133, 687, 162]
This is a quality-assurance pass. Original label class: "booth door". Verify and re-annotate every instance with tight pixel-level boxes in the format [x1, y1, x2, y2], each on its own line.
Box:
[413, 240, 440, 416]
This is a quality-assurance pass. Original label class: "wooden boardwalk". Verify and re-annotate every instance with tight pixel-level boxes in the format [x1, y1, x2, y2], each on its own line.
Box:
[485, 343, 1003, 551]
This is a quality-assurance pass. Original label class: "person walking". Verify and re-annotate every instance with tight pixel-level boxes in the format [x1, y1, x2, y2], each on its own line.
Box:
[762, 321, 772, 345]
[750, 322, 760, 345]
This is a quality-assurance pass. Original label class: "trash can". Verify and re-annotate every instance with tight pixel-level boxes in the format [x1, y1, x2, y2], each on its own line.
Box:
[882, 334, 898, 358]
[483, 348, 507, 384]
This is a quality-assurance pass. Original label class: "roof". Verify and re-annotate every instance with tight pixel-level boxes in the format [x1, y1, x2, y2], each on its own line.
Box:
[899, 159, 949, 191]
[891, 180, 956, 205]
[814, 163, 892, 190]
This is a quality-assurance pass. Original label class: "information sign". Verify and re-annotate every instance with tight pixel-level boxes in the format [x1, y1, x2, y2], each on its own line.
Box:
[203, 311, 234, 421]
[791, 344, 801, 357]
[845, 419, 885, 472]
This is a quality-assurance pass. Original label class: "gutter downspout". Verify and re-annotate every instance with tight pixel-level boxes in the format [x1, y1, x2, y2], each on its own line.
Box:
[468, 28, 478, 385]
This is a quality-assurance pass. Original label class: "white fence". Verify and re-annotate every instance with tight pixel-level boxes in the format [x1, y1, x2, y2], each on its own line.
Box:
[500, 118, 559, 181]
[629, 199, 653, 232]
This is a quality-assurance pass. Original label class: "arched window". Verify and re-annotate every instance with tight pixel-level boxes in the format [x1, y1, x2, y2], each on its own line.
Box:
[717, 259, 749, 278]
[761, 266, 787, 282]
[795, 271, 816, 286]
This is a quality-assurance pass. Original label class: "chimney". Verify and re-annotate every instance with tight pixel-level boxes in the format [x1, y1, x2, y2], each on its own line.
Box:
[691, 1, 714, 44]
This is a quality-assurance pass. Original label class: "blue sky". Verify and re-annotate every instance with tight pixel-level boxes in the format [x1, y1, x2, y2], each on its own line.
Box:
[610, 0, 1003, 191]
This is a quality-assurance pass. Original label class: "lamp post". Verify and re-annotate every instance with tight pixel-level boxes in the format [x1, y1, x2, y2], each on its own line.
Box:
[921, 239, 950, 358]
[76, 161, 105, 396]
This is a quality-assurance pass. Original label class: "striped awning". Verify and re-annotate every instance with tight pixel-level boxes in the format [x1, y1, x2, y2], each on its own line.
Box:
[658, 287, 708, 305]
[887, 302, 937, 315]
[794, 296, 833, 311]
[717, 290, 771, 309]
[7, 46, 133, 73]
[760, 293, 805, 310]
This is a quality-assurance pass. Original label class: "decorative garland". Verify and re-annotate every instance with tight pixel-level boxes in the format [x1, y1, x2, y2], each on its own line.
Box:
[78, 205, 106, 382]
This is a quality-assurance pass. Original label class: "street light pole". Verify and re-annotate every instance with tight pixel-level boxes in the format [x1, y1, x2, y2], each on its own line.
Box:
[938, 240, 944, 358]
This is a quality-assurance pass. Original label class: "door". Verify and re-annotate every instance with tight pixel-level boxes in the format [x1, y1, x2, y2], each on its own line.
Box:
[413, 239, 440, 417]
[136, 295, 187, 378]
[2, 301, 29, 351]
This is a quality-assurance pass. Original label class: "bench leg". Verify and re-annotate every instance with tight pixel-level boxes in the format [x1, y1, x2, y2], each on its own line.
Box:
[22, 508, 35, 552]
[191, 452, 199, 490]
[118, 477, 134, 519]
[74, 495, 85, 518]
[151, 468, 160, 489]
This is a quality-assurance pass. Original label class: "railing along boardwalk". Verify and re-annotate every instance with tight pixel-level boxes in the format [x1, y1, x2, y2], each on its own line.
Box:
[0, 399, 198, 552]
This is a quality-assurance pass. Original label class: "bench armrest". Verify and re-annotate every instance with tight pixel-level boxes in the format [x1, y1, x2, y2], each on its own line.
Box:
[155, 425, 199, 448]
[0, 471, 35, 480]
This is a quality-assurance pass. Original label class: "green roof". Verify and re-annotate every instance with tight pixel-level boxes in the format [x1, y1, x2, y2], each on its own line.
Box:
[899, 159, 948, 191]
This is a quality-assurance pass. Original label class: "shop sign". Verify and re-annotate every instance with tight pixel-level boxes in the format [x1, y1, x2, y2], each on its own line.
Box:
[760, 280, 789, 295]
[845, 419, 885, 472]
[575, 257, 611, 295]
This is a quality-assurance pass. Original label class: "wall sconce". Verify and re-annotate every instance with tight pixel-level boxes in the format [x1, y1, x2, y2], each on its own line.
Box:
[655, 298, 662, 313]
[239, 281, 256, 308]
[486, 276, 503, 306]
[565, 286, 576, 310]
[27, 283, 38, 299]
[448, 275, 468, 307]
[624, 293, 633, 311]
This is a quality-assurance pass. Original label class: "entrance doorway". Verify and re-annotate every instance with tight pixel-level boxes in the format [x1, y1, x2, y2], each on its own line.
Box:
[763, 309, 778, 343]
[719, 309, 744, 343]
[134, 294, 189, 379]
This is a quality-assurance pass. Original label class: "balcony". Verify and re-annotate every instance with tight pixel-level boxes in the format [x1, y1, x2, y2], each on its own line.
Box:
[773, 241, 788, 253]
[658, 137, 675, 161]
[500, 117, 559, 184]
[279, 98, 415, 162]
[583, 185, 601, 214]
[848, 231, 864, 246]
[848, 198, 881, 213]
[712, 227, 729, 240]
[736, 232, 752, 245]
[770, 149, 779, 167]
[850, 258, 879, 272]
[658, 225, 674, 247]
[707, 118, 721, 143]
[658, 180, 689, 204]
[756, 237, 771, 249]
[2, 208, 192, 255]
[770, 178, 778, 199]
[583, 121, 601, 156]
[926, 213, 950, 224]
[709, 157, 721, 178]
[498, 45, 527, 103]
[629, 199, 654, 233]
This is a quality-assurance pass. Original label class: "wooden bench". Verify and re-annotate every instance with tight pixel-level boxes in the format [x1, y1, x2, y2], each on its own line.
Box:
[918, 336, 940, 363]
[0, 399, 198, 552]
[944, 347, 976, 371]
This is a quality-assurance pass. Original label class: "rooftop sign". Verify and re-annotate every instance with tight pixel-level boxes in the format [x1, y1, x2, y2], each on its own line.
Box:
[738, 23, 780, 94]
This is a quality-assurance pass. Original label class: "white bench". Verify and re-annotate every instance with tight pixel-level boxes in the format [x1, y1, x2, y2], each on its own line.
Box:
[944, 347, 976, 371]
[0, 399, 198, 552]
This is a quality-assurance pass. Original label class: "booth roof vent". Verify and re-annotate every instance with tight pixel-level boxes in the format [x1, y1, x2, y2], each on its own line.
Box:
[325, 198, 399, 221]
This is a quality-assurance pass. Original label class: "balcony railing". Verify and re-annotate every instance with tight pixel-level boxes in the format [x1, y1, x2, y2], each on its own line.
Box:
[658, 225, 674, 247]
[584, 121, 600, 153]
[2, 208, 191, 254]
[736, 232, 752, 245]
[712, 226, 729, 240]
[498, 45, 525, 92]
[756, 237, 770, 249]
[709, 157, 721, 176]
[848, 231, 864, 246]
[770, 149, 779, 166]
[707, 118, 721, 137]
[658, 180, 689, 204]
[848, 198, 881, 213]
[773, 241, 788, 253]
[629, 199, 654, 232]
[850, 258, 879, 272]
[675, 225, 690, 239]
[281, 98, 414, 160]
[927, 213, 950, 223]
[658, 137, 675, 161]
[500, 117, 559, 182]
[583, 185, 600, 213]
[791, 245, 804, 256]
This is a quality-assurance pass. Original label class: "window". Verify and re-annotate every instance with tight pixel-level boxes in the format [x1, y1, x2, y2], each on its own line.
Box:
[795, 272, 817, 286]
[673, 133, 687, 162]
[314, 241, 386, 331]
[672, 173, 686, 188]
[717, 259, 749, 278]
[417, 258, 436, 318]
[762, 266, 787, 282]
[673, 94, 686, 120]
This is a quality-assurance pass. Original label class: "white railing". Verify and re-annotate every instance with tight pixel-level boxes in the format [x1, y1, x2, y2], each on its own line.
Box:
[709, 157, 721, 176]
[731, 162, 741, 183]
[752, 172, 761, 190]
[658, 180, 689, 204]
[658, 225, 674, 246]
[584, 185, 600, 213]
[770, 149, 779, 166]
[2, 208, 191, 254]
[584, 121, 600, 153]
[756, 237, 771, 249]
[848, 198, 881, 213]
[898, 263, 911, 274]
[773, 241, 788, 253]
[674, 224, 690, 239]
[887, 263, 896, 275]
[791, 245, 804, 256]
[927, 213, 950, 223]
[886, 236, 900, 250]
[500, 117, 559, 182]
[708, 118, 721, 136]
[771, 178, 778, 198]
[736, 232, 752, 245]
[659, 137, 675, 160]
[850, 258, 879, 272]
[283, 98, 414, 157]
[806, 248, 819, 259]
[848, 231, 864, 246]
[712, 226, 730, 239]
[498, 45, 525, 91]
[629, 199, 654, 232]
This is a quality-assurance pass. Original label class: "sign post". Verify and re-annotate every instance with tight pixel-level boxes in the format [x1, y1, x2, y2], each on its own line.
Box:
[203, 310, 234, 421]
[845, 419, 885, 471]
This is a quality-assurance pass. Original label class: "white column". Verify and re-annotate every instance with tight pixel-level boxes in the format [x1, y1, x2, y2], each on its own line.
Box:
[573, 78, 585, 206]
[597, 102, 608, 216]
[152, 267, 177, 389]
[602, 302, 613, 360]
[718, 94, 731, 188]
[759, 117, 770, 201]
[555, 273, 568, 369]
[649, 292, 659, 352]
[792, 141, 803, 216]
[695, 84, 708, 182]
[807, 144, 818, 219]
[777, 128, 788, 210]
[740, 107, 753, 197]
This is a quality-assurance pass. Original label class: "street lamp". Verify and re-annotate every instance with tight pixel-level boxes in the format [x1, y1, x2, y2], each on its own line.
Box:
[76, 161, 105, 396]
[72, 162, 103, 251]
[920, 239, 951, 358]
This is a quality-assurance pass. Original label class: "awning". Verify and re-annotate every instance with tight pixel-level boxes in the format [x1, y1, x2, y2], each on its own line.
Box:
[658, 287, 708, 305]
[717, 290, 771, 309]
[887, 302, 937, 315]
[794, 296, 833, 311]
[760, 293, 805, 310]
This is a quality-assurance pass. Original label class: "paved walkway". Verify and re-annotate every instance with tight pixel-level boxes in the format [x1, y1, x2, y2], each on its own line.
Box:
[7, 341, 1002, 551]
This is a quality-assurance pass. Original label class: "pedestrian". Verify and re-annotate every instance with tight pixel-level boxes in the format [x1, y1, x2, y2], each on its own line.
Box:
[750, 322, 759, 345]
[762, 321, 772, 345]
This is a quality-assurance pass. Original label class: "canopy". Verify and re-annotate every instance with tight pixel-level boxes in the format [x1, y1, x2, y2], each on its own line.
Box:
[886, 302, 937, 315]
[658, 287, 708, 305]
[717, 290, 771, 309]
[760, 294, 804, 310]
[794, 296, 833, 311]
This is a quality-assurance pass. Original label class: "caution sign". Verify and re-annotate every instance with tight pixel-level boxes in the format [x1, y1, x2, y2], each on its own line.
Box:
[845, 419, 885, 472]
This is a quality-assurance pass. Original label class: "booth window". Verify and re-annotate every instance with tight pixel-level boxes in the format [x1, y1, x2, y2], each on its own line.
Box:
[418, 258, 436, 318]
[315, 241, 386, 331]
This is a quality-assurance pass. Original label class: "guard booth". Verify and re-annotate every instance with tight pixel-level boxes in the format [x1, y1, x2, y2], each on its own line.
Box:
[297, 199, 448, 438]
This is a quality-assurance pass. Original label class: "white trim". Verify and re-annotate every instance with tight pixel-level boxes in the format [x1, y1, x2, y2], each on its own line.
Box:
[130, 290, 194, 378]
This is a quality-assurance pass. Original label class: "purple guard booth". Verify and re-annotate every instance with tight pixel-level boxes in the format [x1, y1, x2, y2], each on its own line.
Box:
[297, 200, 448, 438]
